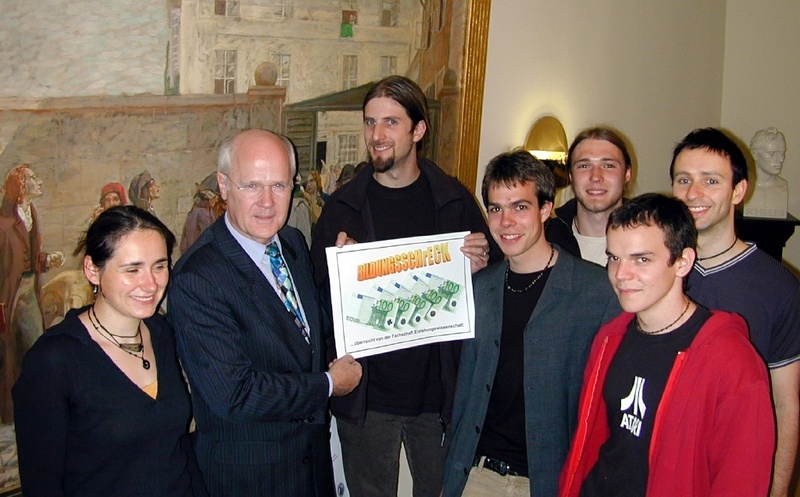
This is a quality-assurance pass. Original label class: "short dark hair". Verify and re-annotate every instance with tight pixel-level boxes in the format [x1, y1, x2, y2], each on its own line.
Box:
[76, 205, 176, 269]
[607, 193, 697, 265]
[363, 76, 429, 151]
[567, 126, 632, 170]
[481, 149, 555, 208]
[669, 128, 748, 186]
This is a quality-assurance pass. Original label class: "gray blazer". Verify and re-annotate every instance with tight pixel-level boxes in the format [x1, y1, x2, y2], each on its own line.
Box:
[168, 219, 334, 497]
[443, 248, 620, 497]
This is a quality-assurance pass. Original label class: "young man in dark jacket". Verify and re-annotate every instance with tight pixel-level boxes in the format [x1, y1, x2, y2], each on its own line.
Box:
[310, 75, 499, 497]
[545, 127, 631, 265]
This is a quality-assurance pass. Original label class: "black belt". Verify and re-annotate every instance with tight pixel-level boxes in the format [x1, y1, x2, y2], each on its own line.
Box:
[472, 455, 528, 478]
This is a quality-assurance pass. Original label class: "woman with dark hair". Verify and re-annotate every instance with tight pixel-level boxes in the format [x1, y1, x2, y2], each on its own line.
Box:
[12, 206, 206, 497]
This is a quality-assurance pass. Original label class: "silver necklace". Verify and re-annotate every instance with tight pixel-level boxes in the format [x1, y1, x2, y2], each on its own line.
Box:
[505, 244, 555, 293]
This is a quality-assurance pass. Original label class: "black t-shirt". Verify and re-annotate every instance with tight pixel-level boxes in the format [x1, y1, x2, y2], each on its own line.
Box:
[581, 306, 711, 497]
[365, 174, 443, 415]
[475, 266, 553, 474]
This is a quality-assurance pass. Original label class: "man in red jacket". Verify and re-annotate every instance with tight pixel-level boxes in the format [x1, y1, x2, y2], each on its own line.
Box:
[559, 193, 774, 497]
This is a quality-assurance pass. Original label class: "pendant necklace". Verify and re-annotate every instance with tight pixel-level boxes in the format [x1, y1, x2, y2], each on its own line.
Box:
[88, 306, 151, 370]
[636, 299, 691, 335]
[505, 244, 555, 293]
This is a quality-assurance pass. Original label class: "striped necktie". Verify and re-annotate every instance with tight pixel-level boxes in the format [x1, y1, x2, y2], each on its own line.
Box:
[266, 242, 310, 344]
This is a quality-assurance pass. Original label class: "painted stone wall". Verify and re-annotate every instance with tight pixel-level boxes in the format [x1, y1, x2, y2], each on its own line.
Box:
[0, 89, 284, 278]
[0, 0, 170, 98]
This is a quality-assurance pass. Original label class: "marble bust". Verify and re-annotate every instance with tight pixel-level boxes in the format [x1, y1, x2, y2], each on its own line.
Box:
[744, 127, 788, 219]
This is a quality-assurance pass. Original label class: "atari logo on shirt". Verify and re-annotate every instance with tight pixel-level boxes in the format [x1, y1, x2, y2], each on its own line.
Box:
[620, 376, 646, 437]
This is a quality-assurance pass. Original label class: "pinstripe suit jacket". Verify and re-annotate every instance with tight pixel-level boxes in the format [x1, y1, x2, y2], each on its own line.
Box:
[168, 218, 334, 497]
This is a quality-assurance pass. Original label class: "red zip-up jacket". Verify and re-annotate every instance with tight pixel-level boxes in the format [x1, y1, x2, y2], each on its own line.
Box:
[559, 310, 774, 497]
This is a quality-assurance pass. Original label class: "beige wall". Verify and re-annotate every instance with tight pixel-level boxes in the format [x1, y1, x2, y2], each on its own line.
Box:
[721, 0, 800, 270]
[479, 0, 800, 270]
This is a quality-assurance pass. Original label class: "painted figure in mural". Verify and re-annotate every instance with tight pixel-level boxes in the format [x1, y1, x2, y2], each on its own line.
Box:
[13, 206, 207, 497]
[0, 165, 65, 424]
[87, 182, 128, 224]
[128, 170, 161, 214]
[42, 183, 128, 331]
[302, 170, 325, 226]
[336, 163, 356, 190]
[744, 127, 789, 218]
[288, 172, 313, 247]
[180, 173, 226, 253]
[319, 160, 340, 195]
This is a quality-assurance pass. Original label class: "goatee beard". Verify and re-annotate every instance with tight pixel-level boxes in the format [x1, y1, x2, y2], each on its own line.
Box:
[372, 155, 396, 173]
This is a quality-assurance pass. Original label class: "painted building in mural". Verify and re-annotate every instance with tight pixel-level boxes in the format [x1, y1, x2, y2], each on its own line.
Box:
[0, 0, 458, 264]
[177, 0, 424, 176]
[0, 14, 464, 492]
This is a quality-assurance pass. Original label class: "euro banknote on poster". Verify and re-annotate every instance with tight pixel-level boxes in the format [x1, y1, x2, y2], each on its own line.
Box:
[326, 231, 475, 359]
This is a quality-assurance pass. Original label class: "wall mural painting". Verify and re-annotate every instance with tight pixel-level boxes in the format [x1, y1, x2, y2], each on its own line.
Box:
[0, 1, 491, 494]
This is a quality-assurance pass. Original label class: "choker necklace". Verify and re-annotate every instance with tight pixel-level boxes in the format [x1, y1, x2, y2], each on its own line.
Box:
[505, 244, 555, 293]
[636, 299, 692, 335]
[88, 306, 150, 370]
[697, 238, 737, 261]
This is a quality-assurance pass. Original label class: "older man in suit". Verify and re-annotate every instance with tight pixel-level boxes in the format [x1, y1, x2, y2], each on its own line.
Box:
[168, 129, 362, 497]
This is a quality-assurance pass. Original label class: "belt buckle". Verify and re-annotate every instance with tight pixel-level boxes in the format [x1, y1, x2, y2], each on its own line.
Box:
[494, 458, 511, 476]
[484, 456, 510, 476]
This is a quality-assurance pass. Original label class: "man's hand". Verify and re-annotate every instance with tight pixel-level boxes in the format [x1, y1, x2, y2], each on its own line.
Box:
[328, 355, 363, 396]
[335, 231, 358, 248]
[461, 232, 491, 274]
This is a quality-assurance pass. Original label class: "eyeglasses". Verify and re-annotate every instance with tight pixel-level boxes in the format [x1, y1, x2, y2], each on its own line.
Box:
[222, 173, 291, 198]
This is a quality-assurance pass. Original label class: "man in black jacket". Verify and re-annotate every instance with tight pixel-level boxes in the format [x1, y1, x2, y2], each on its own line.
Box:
[310, 76, 500, 497]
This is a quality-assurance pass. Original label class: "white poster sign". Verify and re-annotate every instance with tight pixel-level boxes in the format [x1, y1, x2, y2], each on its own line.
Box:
[326, 232, 475, 359]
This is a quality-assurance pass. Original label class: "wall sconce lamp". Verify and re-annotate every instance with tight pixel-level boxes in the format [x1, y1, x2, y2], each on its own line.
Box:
[524, 116, 568, 163]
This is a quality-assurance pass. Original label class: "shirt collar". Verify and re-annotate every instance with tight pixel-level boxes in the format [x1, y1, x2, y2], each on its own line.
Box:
[223, 213, 280, 267]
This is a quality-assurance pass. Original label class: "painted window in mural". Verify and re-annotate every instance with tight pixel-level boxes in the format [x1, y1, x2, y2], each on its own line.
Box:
[380, 55, 397, 78]
[274, 0, 294, 19]
[341, 55, 358, 90]
[381, 1, 399, 27]
[337, 134, 358, 165]
[214, 50, 237, 94]
[274, 54, 291, 88]
[215, 0, 239, 17]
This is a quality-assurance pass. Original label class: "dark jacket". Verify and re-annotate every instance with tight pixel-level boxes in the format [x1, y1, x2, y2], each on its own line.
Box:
[442, 252, 619, 497]
[169, 221, 334, 497]
[310, 159, 501, 425]
[544, 198, 581, 258]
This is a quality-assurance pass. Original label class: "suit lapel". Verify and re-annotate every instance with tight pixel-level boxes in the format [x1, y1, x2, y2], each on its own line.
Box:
[528, 249, 573, 325]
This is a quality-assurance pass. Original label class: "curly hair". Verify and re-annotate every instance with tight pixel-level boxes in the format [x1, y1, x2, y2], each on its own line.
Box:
[2, 165, 31, 206]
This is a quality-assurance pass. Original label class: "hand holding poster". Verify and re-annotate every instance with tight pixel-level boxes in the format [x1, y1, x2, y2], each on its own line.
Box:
[326, 231, 475, 358]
